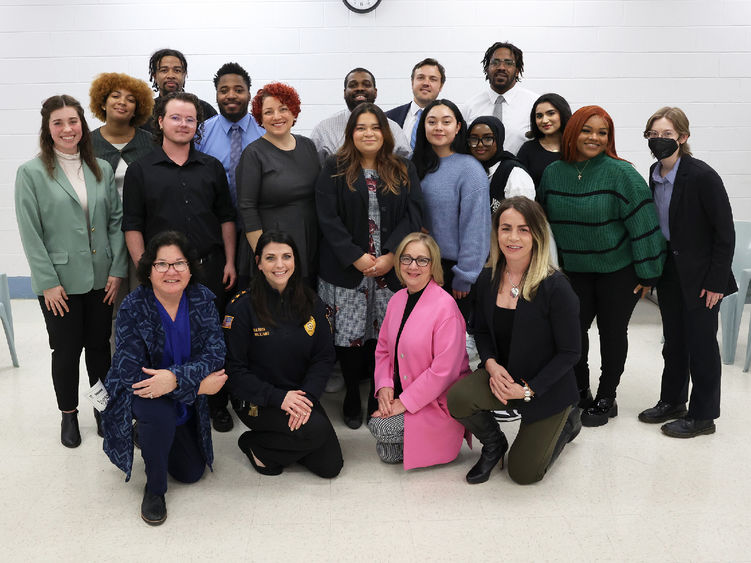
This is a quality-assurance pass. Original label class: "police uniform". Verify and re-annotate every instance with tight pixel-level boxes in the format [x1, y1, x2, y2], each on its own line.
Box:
[223, 287, 343, 477]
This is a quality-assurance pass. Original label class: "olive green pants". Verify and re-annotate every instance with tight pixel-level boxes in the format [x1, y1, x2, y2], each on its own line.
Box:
[447, 368, 571, 485]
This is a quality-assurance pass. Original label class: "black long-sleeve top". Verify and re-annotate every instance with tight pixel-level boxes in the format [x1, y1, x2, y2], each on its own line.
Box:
[474, 268, 581, 422]
[223, 285, 335, 408]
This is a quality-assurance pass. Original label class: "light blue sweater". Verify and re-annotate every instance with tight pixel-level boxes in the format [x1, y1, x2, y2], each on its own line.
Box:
[421, 153, 490, 292]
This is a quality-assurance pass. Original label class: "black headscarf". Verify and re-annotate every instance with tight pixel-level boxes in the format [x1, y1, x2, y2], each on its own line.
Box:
[468, 115, 517, 172]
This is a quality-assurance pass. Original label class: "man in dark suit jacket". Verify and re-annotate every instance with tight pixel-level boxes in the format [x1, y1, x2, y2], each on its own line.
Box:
[638, 108, 736, 439]
[385, 58, 445, 149]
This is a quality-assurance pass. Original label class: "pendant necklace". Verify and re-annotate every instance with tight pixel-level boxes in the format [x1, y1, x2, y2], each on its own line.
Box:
[575, 160, 590, 181]
[506, 270, 522, 299]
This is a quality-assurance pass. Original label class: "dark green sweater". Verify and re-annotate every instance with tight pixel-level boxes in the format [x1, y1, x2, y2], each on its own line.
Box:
[539, 152, 666, 284]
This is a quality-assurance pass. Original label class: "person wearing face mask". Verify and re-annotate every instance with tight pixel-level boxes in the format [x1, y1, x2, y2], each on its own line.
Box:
[638, 107, 736, 438]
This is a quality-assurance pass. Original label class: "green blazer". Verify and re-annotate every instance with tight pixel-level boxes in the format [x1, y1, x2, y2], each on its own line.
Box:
[15, 156, 127, 295]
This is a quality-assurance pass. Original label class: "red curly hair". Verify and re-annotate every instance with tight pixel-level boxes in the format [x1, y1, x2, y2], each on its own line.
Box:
[89, 72, 154, 127]
[251, 82, 301, 128]
[562, 105, 623, 163]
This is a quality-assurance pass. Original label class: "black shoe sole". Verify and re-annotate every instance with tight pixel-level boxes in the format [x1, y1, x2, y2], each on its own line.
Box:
[661, 424, 716, 438]
[581, 404, 618, 428]
[141, 512, 167, 526]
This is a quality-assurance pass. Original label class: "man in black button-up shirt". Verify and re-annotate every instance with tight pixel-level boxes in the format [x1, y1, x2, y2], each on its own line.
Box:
[123, 92, 237, 304]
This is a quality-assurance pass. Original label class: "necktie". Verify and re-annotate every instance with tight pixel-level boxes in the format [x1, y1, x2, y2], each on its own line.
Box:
[228, 123, 242, 208]
[493, 95, 504, 122]
[411, 108, 423, 149]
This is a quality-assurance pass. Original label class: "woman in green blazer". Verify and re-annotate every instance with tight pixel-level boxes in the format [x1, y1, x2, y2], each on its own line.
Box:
[15, 95, 127, 448]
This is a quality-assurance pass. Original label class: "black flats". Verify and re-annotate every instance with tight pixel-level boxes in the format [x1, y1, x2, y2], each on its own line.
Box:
[141, 485, 167, 526]
[581, 397, 618, 427]
[61, 410, 81, 448]
[238, 432, 283, 476]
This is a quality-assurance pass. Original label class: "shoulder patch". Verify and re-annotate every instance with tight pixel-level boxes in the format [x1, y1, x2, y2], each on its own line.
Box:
[222, 315, 234, 329]
[230, 289, 248, 304]
[304, 316, 316, 336]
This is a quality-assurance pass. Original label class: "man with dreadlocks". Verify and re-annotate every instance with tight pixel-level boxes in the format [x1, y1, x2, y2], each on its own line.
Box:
[140, 48, 217, 134]
[462, 41, 538, 155]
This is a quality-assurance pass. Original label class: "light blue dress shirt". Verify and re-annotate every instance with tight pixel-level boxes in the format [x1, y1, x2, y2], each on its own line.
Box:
[652, 157, 680, 242]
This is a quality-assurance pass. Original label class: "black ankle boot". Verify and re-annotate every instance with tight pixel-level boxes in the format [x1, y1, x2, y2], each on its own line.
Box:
[456, 412, 508, 484]
[61, 410, 81, 448]
[141, 485, 167, 526]
[94, 409, 103, 437]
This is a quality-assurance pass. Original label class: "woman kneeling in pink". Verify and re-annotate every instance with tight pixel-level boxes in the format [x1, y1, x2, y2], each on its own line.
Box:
[368, 232, 470, 469]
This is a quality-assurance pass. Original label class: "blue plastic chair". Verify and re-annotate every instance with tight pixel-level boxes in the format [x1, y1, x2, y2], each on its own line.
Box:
[720, 221, 751, 365]
[0, 273, 19, 367]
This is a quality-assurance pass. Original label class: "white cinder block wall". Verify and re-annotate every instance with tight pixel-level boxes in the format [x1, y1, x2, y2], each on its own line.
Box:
[2, 0, 750, 292]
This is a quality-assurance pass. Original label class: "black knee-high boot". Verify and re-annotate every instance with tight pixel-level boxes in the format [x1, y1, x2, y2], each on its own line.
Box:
[547, 407, 582, 471]
[455, 411, 508, 484]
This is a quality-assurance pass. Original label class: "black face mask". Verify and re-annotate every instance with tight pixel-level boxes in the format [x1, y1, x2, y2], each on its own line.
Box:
[648, 138, 679, 160]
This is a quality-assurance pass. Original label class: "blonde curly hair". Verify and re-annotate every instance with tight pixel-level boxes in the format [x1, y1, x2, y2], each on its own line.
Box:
[89, 72, 154, 126]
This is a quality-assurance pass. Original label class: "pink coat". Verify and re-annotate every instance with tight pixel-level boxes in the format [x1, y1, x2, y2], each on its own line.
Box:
[374, 279, 470, 470]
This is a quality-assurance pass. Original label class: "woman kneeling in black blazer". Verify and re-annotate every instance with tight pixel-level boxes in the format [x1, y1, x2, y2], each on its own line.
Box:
[448, 197, 581, 485]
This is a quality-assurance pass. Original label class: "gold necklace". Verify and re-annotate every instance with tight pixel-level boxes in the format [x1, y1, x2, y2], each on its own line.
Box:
[574, 160, 590, 181]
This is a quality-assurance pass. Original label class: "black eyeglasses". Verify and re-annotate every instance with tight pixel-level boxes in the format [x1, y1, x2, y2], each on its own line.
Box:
[152, 260, 189, 273]
[399, 255, 432, 267]
[468, 135, 496, 148]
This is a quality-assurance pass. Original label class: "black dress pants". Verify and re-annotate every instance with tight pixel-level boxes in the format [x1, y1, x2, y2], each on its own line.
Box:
[567, 265, 640, 399]
[657, 253, 721, 420]
[38, 289, 112, 411]
[195, 250, 231, 413]
[133, 396, 206, 496]
[235, 403, 343, 478]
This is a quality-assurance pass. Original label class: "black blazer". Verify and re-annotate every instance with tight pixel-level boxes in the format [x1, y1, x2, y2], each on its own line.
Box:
[650, 155, 737, 306]
[315, 156, 423, 291]
[474, 268, 580, 423]
[385, 103, 411, 128]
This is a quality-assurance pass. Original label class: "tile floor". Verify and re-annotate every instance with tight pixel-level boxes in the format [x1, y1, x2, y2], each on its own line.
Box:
[1, 298, 750, 562]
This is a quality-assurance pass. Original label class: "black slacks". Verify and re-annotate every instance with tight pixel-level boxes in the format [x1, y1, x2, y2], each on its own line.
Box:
[38, 289, 112, 411]
[195, 249, 231, 413]
[133, 396, 206, 496]
[657, 253, 721, 420]
[567, 265, 640, 399]
[234, 402, 343, 478]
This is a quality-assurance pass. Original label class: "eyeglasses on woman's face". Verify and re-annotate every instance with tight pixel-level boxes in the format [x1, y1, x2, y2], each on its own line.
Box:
[643, 130, 678, 140]
[152, 260, 189, 273]
[467, 135, 495, 148]
[399, 255, 432, 267]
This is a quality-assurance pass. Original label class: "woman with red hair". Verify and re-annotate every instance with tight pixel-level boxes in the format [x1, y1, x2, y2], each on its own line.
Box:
[236, 82, 320, 281]
[539, 105, 665, 427]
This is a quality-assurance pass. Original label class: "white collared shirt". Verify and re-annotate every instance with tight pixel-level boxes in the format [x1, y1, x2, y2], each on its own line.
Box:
[462, 83, 538, 155]
[401, 101, 424, 143]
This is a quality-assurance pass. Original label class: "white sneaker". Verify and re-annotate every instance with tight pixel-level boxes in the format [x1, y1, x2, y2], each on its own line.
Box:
[493, 409, 521, 423]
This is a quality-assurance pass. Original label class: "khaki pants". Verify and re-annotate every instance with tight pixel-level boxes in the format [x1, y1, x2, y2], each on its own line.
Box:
[448, 368, 570, 484]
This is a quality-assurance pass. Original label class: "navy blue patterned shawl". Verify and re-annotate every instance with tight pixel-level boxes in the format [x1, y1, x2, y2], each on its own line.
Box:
[101, 283, 225, 480]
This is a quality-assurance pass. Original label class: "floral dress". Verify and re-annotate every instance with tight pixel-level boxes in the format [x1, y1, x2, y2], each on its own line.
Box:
[318, 169, 394, 347]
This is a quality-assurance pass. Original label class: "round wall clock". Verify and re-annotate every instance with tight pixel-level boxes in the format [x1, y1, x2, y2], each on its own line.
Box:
[343, 0, 381, 14]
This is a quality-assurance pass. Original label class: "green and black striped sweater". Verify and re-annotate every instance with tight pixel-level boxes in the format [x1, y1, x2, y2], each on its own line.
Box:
[539, 152, 666, 284]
